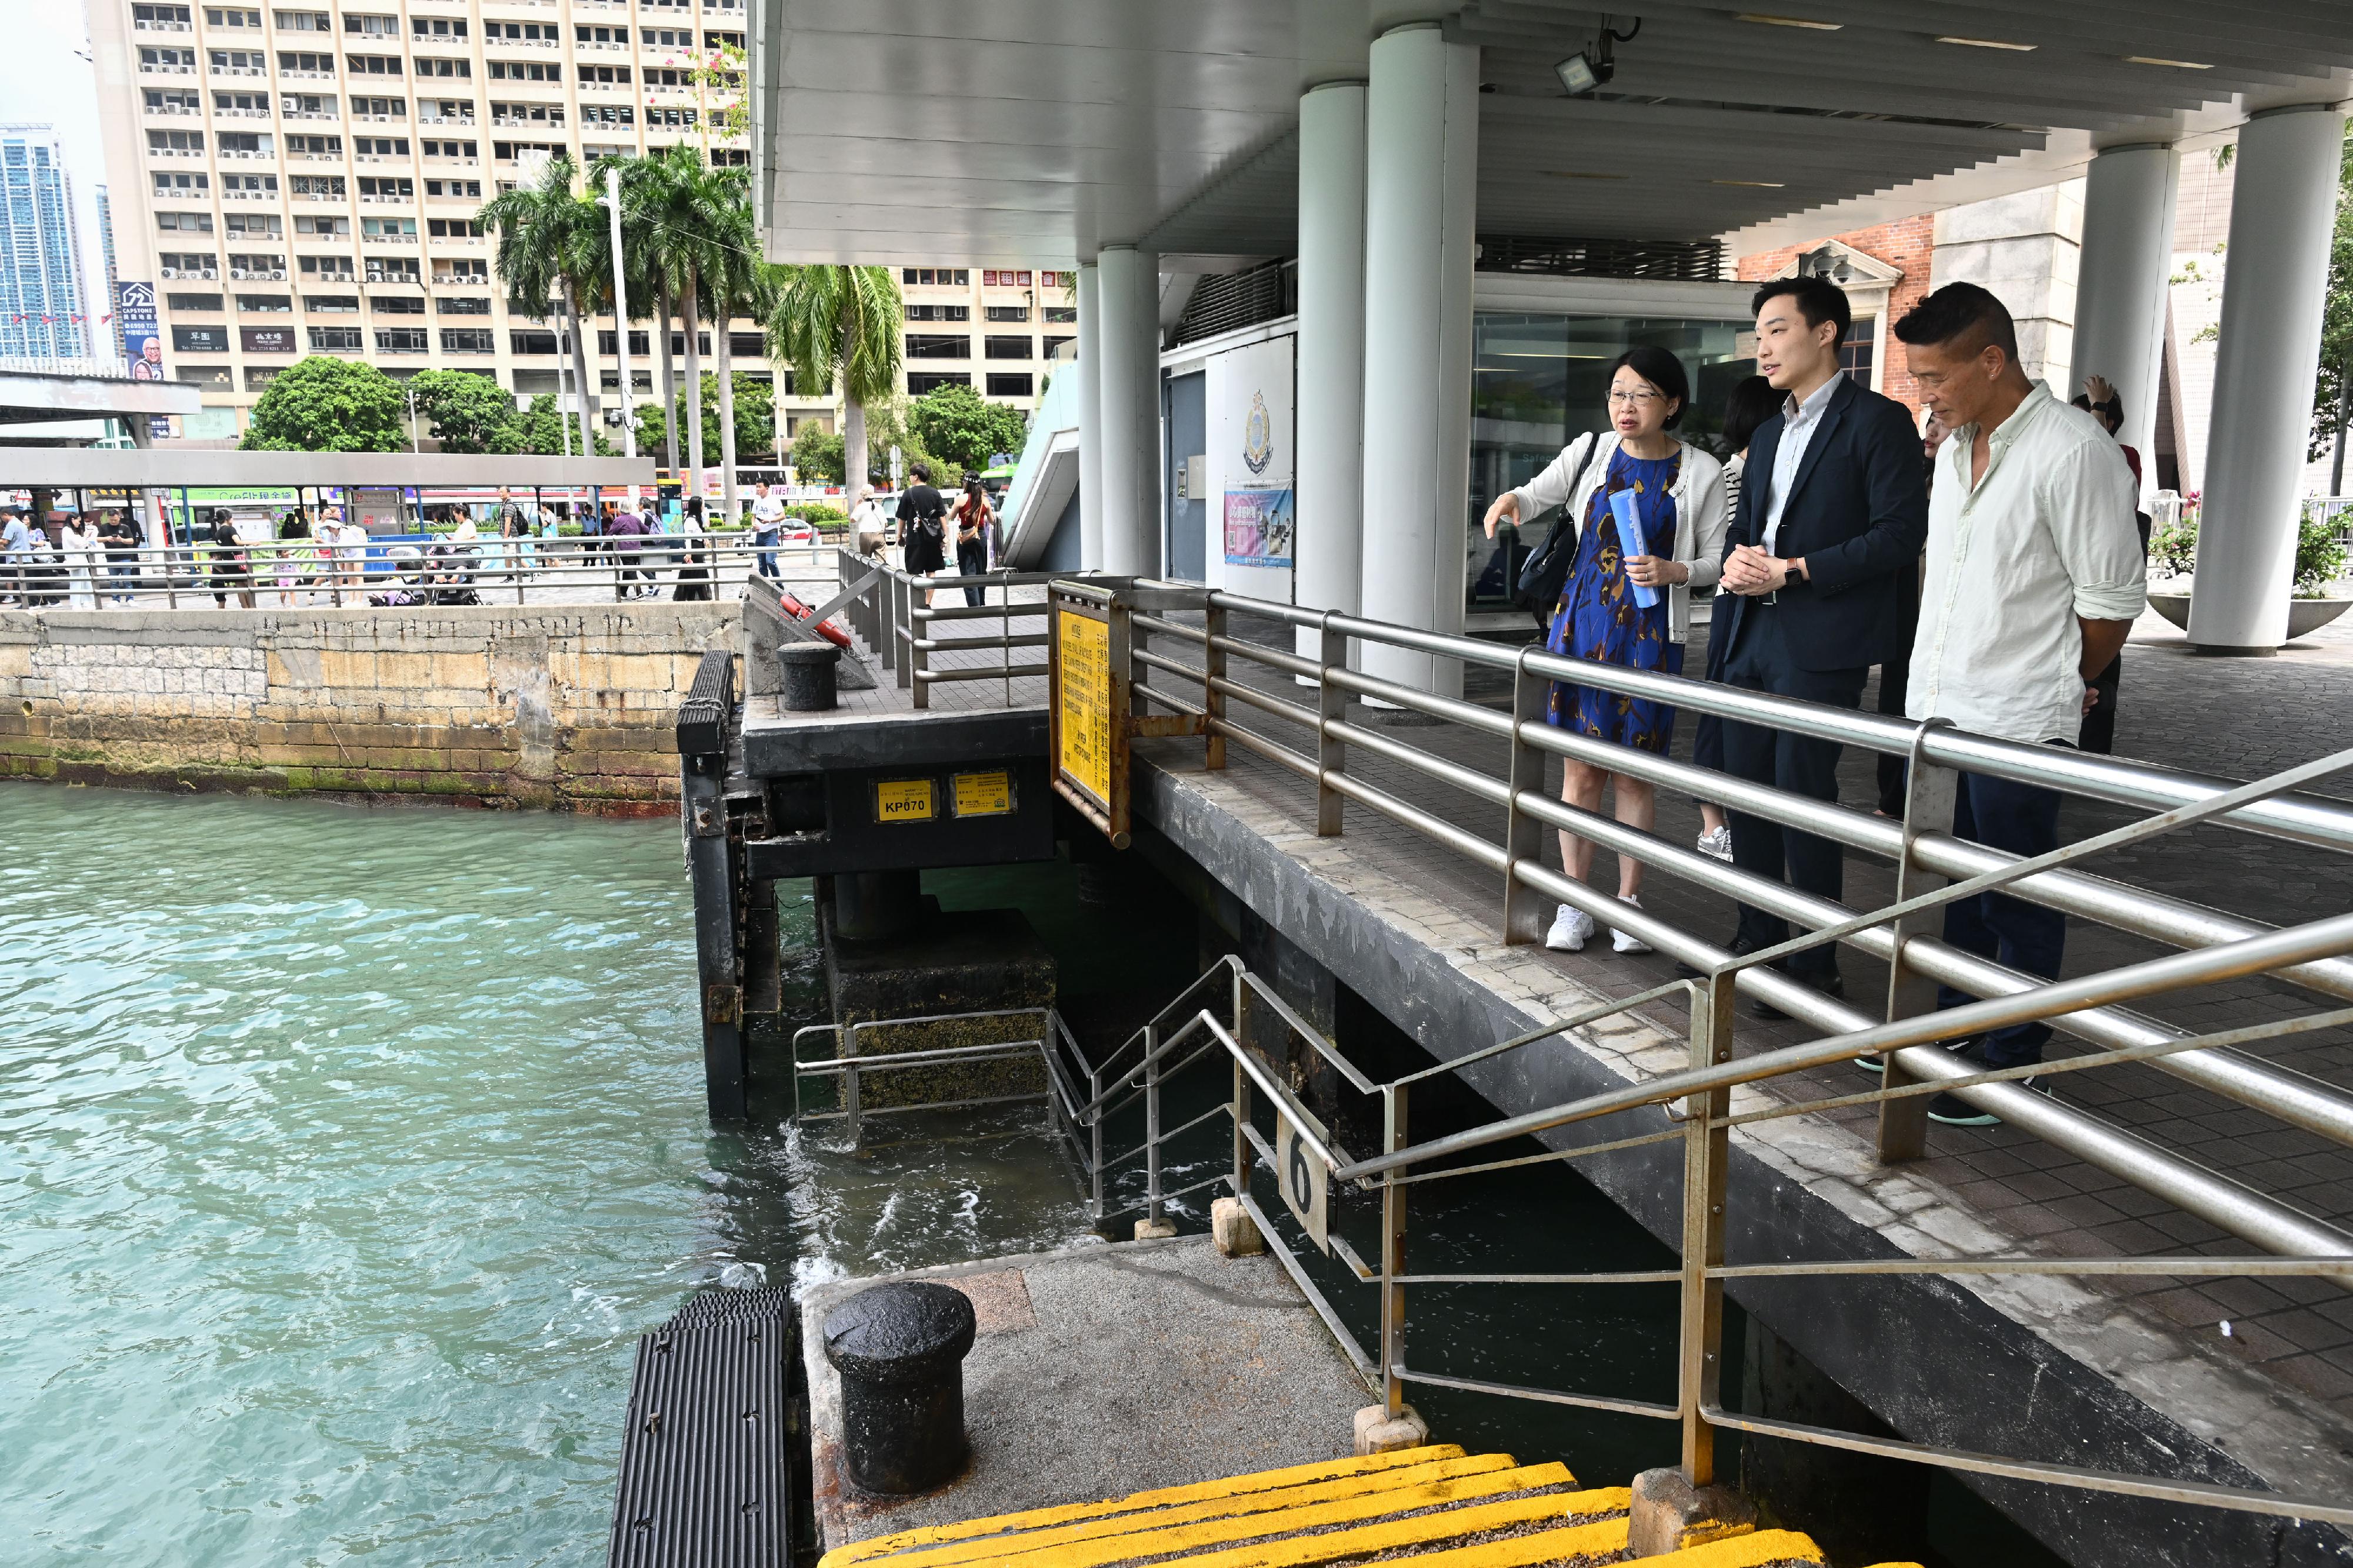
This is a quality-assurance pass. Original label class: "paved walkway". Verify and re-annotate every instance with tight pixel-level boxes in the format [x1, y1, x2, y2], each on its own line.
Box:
[1137, 603, 2353, 1428]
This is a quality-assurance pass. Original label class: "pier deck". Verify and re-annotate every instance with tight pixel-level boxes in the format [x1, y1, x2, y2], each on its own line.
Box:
[798, 1236, 1368, 1553]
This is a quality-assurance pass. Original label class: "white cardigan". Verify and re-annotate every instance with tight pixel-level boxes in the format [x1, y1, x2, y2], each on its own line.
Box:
[1508, 431, 1729, 645]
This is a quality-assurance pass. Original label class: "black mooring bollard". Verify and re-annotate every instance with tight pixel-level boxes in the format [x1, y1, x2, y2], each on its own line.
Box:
[822, 1281, 976, 1494]
[778, 640, 841, 712]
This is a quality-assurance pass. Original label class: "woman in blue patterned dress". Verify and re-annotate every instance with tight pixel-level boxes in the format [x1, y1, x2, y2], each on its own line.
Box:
[1481, 346, 1728, 953]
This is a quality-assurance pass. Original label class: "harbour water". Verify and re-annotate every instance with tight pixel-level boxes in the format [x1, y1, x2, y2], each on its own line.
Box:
[0, 788, 1094, 1567]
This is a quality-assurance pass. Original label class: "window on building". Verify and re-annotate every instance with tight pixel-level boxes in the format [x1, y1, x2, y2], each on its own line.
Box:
[342, 14, 397, 35]
[414, 58, 470, 79]
[294, 215, 349, 236]
[286, 135, 343, 156]
[167, 292, 225, 311]
[272, 11, 329, 31]
[441, 328, 495, 353]
[410, 16, 466, 37]
[226, 252, 286, 278]
[281, 94, 332, 115]
[305, 294, 358, 312]
[349, 95, 404, 118]
[905, 335, 970, 361]
[223, 212, 282, 236]
[1044, 306, 1075, 323]
[345, 54, 402, 76]
[704, 31, 744, 48]
[216, 131, 271, 155]
[708, 148, 747, 167]
[371, 294, 424, 312]
[435, 258, 488, 281]
[906, 372, 971, 395]
[211, 90, 271, 112]
[509, 330, 558, 355]
[985, 305, 1029, 322]
[141, 45, 198, 67]
[299, 255, 356, 280]
[158, 251, 218, 276]
[146, 88, 202, 110]
[356, 176, 414, 199]
[375, 327, 428, 352]
[481, 19, 557, 40]
[209, 47, 266, 70]
[1839, 318, 1875, 388]
[422, 180, 482, 200]
[421, 138, 478, 158]
[900, 269, 968, 287]
[435, 296, 490, 315]
[983, 336, 1032, 360]
[578, 65, 631, 85]
[641, 26, 691, 45]
[146, 129, 205, 152]
[308, 325, 364, 350]
[204, 8, 262, 27]
[359, 217, 416, 240]
[223, 173, 277, 194]
[1043, 335, 1073, 358]
[352, 136, 409, 156]
[243, 366, 281, 391]
[486, 60, 561, 82]
[236, 293, 291, 312]
[985, 374, 1034, 398]
[491, 102, 565, 126]
[579, 105, 634, 126]
[364, 256, 421, 283]
[426, 218, 485, 239]
[904, 303, 969, 323]
[288, 174, 344, 196]
[596, 330, 652, 356]
[153, 172, 210, 196]
[134, 5, 195, 25]
[276, 50, 336, 73]
[156, 210, 214, 233]
[980, 270, 1035, 288]
[575, 24, 625, 44]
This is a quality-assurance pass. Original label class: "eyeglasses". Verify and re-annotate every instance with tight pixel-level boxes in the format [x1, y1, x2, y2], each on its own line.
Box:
[1607, 389, 1666, 406]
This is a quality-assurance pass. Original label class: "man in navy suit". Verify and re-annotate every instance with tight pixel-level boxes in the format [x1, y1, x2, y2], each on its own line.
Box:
[1712, 276, 1929, 1006]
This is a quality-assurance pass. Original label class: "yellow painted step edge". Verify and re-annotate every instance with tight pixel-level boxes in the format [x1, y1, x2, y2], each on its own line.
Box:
[822, 1446, 1472, 1567]
[1648, 1527, 1826, 1567]
[1116, 1483, 1589, 1568]
[1335, 1515, 1629, 1568]
[935, 1462, 1577, 1568]
[855, 1456, 1525, 1568]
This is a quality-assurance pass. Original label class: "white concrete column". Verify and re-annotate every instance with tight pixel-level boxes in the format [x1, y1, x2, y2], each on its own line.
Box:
[1075, 262, 1104, 568]
[2069, 144, 2179, 509]
[1096, 244, 1162, 576]
[1358, 23, 1479, 698]
[1294, 78, 1368, 664]
[2191, 104, 2347, 652]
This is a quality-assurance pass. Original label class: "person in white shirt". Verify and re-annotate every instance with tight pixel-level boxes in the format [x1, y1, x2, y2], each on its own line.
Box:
[1893, 281, 2144, 1127]
[749, 481, 787, 580]
[851, 485, 888, 559]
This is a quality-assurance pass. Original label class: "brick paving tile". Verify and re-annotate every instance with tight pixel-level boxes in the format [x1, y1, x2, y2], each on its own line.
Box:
[2267, 1353, 2353, 1405]
[1128, 605, 2353, 1424]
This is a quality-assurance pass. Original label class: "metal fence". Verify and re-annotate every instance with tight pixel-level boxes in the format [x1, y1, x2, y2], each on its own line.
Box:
[831, 545, 1129, 709]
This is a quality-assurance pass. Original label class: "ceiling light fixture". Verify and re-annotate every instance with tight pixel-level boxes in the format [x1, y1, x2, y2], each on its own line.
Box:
[1935, 35, 2037, 51]
[1711, 178, 1787, 188]
[2124, 55, 2213, 69]
[1557, 13, 1641, 96]
[1545, 170, 1631, 179]
[1735, 12, 1842, 29]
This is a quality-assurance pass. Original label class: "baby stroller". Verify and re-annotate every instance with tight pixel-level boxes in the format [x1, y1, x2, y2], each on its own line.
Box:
[367, 545, 428, 606]
[422, 538, 482, 606]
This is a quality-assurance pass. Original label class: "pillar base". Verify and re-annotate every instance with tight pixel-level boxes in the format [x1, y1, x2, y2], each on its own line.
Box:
[1352, 1403, 1428, 1456]
[1625, 1467, 1757, 1557]
[1211, 1197, 1265, 1257]
[1133, 1217, 1178, 1241]
[2189, 643, 2279, 657]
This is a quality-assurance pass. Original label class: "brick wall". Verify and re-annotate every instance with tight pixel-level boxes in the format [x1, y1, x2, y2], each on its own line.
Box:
[1738, 215, 1937, 412]
[0, 603, 736, 813]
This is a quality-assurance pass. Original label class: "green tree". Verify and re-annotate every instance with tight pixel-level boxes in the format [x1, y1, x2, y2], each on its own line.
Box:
[766, 263, 902, 488]
[863, 398, 959, 490]
[911, 382, 1030, 471]
[674, 371, 775, 465]
[790, 420, 845, 482]
[408, 369, 520, 453]
[515, 393, 614, 456]
[2312, 133, 2353, 464]
[239, 356, 406, 451]
[480, 152, 604, 456]
[617, 145, 739, 496]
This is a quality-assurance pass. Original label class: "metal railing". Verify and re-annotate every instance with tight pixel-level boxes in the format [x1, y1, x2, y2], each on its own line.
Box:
[0, 536, 853, 610]
[996, 582, 2353, 1526]
[832, 545, 1121, 710]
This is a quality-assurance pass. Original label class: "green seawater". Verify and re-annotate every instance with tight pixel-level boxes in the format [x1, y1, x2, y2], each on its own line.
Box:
[0, 788, 1093, 1567]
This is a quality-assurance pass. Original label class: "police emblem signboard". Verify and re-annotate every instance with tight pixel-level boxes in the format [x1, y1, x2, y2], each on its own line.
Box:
[1221, 336, 1294, 569]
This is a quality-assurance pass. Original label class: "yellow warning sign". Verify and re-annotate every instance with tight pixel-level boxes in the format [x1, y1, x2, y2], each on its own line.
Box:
[1056, 608, 1112, 806]
[874, 778, 935, 823]
[952, 769, 1014, 818]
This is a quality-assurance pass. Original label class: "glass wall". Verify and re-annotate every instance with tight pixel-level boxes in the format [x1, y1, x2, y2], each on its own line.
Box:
[1467, 310, 1748, 615]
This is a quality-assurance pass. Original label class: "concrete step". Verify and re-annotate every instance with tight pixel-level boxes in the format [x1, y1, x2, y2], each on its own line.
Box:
[818, 1446, 1837, 1568]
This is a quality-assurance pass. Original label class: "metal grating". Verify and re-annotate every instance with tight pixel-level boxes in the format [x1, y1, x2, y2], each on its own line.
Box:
[668, 1286, 795, 1330]
[677, 646, 736, 757]
[1475, 235, 1728, 282]
[1171, 260, 1297, 346]
[607, 1306, 795, 1568]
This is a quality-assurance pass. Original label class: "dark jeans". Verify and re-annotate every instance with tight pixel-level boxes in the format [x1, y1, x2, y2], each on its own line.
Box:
[1874, 653, 1911, 815]
[754, 528, 779, 578]
[1717, 605, 1869, 980]
[957, 538, 987, 606]
[1937, 770, 2067, 1066]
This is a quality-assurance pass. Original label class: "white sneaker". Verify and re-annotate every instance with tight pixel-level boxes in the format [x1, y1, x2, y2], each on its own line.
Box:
[1611, 895, 1653, 954]
[1695, 825, 1733, 862]
[1544, 903, 1595, 952]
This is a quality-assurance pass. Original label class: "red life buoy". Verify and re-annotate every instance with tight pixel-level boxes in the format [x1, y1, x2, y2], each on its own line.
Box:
[778, 590, 854, 649]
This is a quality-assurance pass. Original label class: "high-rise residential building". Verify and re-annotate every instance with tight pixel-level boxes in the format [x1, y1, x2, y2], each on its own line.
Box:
[0, 125, 94, 361]
[96, 184, 129, 364]
[84, 3, 1054, 451]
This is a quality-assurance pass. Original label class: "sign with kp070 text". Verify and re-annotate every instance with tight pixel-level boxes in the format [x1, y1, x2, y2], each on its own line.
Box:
[1274, 1103, 1331, 1255]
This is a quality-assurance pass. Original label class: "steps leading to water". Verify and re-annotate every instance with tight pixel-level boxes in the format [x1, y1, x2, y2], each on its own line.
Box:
[816, 1445, 1909, 1568]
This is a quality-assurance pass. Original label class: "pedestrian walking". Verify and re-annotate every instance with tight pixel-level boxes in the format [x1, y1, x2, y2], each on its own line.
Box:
[852, 485, 889, 560]
[0, 505, 29, 606]
[1892, 283, 2144, 1125]
[951, 475, 994, 607]
[1482, 346, 1729, 952]
[1712, 276, 1929, 1010]
[60, 514, 100, 609]
[1687, 374, 1782, 862]
[898, 463, 949, 606]
[206, 509, 255, 609]
[673, 516, 712, 601]
[2071, 376, 2148, 756]
[749, 481, 785, 579]
[332, 509, 368, 600]
[96, 509, 142, 604]
[607, 498, 648, 600]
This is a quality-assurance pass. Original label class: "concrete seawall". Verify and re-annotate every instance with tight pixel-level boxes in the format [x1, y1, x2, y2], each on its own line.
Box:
[0, 604, 736, 813]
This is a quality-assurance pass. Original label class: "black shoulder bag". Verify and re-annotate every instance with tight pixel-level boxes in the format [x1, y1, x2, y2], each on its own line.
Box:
[1509, 435, 1602, 619]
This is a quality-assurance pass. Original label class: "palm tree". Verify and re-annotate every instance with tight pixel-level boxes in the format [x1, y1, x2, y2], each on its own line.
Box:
[700, 165, 759, 522]
[767, 263, 902, 492]
[481, 154, 599, 456]
[624, 146, 738, 502]
[606, 152, 679, 476]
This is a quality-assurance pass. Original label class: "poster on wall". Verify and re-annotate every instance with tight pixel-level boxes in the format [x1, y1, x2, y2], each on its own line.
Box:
[1219, 337, 1294, 569]
[116, 282, 162, 381]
